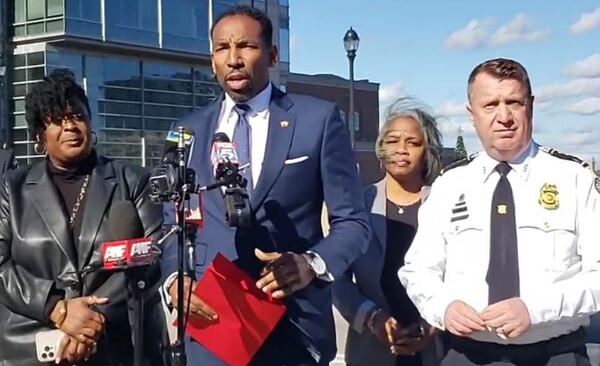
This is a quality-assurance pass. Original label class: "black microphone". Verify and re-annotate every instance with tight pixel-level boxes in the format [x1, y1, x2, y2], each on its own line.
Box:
[109, 201, 144, 240]
[213, 131, 230, 143]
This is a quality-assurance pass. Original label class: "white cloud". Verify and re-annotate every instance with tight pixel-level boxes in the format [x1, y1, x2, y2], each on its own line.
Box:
[445, 15, 548, 50]
[563, 53, 600, 78]
[571, 5, 600, 34]
[435, 100, 468, 117]
[489, 14, 550, 46]
[535, 78, 600, 102]
[538, 124, 600, 162]
[445, 19, 491, 50]
[566, 97, 600, 115]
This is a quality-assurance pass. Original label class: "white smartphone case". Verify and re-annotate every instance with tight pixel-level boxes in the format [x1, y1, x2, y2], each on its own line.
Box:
[35, 329, 65, 363]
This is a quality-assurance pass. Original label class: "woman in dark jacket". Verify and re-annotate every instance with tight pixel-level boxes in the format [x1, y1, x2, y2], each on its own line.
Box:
[0, 69, 164, 365]
[333, 97, 444, 366]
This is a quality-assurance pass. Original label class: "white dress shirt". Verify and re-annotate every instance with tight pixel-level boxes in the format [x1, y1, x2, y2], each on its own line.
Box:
[216, 83, 272, 187]
[399, 141, 600, 344]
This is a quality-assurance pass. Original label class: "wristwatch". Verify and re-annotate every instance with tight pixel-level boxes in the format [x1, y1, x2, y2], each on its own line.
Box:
[303, 252, 327, 276]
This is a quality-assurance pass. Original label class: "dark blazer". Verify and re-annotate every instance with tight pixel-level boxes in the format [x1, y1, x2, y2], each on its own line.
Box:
[0, 154, 164, 366]
[160, 86, 370, 365]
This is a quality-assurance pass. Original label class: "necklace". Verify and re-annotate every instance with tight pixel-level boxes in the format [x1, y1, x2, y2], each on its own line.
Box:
[389, 196, 421, 215]
[69, 175, 90, 228]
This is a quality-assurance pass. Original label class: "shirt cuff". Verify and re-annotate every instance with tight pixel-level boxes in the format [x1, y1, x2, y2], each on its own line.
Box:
[353, 300, 378, 334]
[306, 250, 334, 282]
[161, 272, 179, 308]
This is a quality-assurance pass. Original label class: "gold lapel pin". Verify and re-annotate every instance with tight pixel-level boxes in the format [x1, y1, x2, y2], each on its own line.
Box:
[280, 120, 289, 128]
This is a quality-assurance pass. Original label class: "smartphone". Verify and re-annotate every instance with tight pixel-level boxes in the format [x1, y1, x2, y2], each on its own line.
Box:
[35, 329, 66, 363]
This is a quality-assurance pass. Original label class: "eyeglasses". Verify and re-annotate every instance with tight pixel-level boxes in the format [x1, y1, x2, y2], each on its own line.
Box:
[45, 113, 88, 126]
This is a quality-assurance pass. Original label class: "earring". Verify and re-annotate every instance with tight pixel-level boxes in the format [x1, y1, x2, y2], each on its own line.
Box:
[91, 131, 98, 146]
[34, 142, 46, 155]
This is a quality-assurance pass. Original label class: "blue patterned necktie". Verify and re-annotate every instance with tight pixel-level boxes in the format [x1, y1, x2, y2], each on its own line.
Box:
[232, 104, 253, 197]
[486, 162, 520, 304]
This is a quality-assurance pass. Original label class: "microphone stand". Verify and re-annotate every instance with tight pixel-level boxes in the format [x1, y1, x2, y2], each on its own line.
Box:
[167, 134, 251, 365]
[127, 266, 149, 366]
[172, 126, 188, 366]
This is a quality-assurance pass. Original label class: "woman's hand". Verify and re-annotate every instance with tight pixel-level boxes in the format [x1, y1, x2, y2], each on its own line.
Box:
[389, 320, 436, 356]
[369, 310, 398, 346]
[51, 296, 108, 345]
[56, 334, 98, 364]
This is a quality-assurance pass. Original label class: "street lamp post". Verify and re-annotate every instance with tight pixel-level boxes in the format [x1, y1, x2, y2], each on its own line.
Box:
[344, 27, 359, 149]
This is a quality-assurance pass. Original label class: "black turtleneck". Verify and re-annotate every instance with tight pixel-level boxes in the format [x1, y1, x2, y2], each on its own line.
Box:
[47, 152, 96, 246]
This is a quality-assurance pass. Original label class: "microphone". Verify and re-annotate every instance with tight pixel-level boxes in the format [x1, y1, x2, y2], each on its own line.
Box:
[99, 201, 159, 271]
[208, 134, 252, 228]
[210, 132, 239, 168]
[209, 133, 243, 189]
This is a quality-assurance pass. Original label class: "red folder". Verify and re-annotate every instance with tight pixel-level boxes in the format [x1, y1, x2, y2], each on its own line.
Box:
[180, 253, 286, 366]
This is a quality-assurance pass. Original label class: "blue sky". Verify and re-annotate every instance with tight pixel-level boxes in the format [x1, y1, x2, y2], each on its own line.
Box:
[289, 1, 600, 163]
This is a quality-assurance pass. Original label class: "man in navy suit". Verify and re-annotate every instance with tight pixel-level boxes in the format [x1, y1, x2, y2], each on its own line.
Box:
[160, 5, 370, 366]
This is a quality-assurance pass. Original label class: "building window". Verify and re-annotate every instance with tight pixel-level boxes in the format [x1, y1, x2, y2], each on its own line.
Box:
[353, 111, 360, 132]
[65, 0, 102, 39]
[161, 0, 210, 53]
[105, 0, 158, 46]
[47, 0, 63, 17]
[278, 27, 289, 63]
[27, 0, 45, 20]
[12, 0, 64, 37]
[212, 0, 238, 20]
[10, 51, 48, 165]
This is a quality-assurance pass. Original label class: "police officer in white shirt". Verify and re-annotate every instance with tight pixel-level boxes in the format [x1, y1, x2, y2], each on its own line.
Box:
[399, 58, 600, 365]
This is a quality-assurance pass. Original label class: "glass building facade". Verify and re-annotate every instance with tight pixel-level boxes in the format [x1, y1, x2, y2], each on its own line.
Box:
[3, 0, 290, 166]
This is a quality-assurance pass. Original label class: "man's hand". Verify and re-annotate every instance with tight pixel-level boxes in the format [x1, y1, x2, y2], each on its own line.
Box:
[481, 297, 531, 338]
[168, 276, 218, 321]
[444, 300, 486, 336]
[255, 249, 315, 299]
[52, 296, 108, 345]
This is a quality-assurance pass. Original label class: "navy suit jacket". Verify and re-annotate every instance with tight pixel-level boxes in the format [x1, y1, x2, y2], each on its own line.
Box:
[161, 86, 370, 365]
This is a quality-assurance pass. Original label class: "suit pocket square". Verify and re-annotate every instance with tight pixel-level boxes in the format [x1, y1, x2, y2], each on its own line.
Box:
[284, 156, 309, 165]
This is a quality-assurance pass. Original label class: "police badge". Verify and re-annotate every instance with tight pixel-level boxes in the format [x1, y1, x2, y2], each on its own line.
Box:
[539, 183, 559, 210]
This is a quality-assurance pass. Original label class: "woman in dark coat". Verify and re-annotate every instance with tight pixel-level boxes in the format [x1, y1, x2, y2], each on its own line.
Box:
[0, 69, 164, 365]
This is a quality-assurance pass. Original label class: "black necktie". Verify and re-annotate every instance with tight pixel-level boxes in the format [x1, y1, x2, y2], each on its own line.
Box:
[486, 162, 520, 304]
[232, 104, 253, 197]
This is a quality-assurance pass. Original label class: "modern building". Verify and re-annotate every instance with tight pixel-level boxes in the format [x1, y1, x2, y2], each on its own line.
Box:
[1, 0, 290, 166]
[287, 72, 382, 184]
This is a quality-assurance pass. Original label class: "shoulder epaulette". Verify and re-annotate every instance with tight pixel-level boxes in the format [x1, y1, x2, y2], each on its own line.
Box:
[440, 152, 479, 175]
[540, 146, 589, 168]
